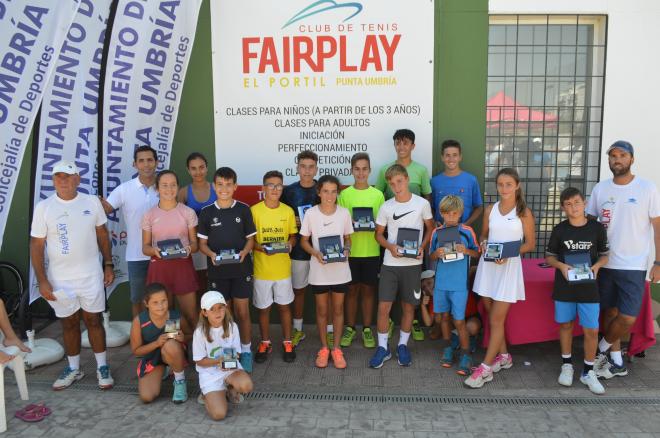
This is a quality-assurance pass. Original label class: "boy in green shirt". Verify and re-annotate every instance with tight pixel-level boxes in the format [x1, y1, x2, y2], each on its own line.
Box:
[375, 129, 432, 201]
[338, 153, 385, 348]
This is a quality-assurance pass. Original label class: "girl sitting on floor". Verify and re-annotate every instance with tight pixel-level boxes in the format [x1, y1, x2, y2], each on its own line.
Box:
[130, 282, 189, 404]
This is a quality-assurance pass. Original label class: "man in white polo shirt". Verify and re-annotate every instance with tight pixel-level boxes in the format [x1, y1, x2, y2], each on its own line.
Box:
[100, 146, 159, 316]
[587, 140, 660, 379]
[30, 161, 115, 390]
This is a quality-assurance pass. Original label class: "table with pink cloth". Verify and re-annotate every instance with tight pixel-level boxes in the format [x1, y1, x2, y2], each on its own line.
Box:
[479, 258, 656, 355]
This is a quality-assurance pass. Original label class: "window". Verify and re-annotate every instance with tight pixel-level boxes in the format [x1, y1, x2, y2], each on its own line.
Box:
[486, 15, 607, 257]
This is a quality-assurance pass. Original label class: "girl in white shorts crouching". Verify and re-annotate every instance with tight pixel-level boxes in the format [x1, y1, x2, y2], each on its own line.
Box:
[193, 291, 253, 420]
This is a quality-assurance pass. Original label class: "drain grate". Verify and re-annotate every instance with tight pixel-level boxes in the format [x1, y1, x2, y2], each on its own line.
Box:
[245, 391, 660, 406]
[22, 380, 660, 406]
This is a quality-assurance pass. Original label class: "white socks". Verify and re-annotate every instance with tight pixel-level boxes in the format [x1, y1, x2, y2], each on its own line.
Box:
[68, 354, 80, 370]
[598, 338, 612, 353]
[610, 350, 623, 367]
[293, 319, 303, 331]
[241, 343, 251, 353]
[377, 332, 388, 349]
[94, 351, 107, 368]
[398, 330, 410, 346]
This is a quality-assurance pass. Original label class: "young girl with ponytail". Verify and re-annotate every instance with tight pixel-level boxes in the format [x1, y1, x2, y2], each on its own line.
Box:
[465, 168, 536, 388]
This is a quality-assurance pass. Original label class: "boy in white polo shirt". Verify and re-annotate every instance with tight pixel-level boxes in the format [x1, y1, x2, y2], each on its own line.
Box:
[369, 164, 434, 369]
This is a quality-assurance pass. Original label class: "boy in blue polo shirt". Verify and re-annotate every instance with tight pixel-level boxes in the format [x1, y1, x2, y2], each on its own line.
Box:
[429, 195, 479, 376]
[430, 139, 483, 226]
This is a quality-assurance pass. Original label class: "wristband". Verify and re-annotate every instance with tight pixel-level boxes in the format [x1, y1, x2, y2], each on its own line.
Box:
[654, 261, 660, 266]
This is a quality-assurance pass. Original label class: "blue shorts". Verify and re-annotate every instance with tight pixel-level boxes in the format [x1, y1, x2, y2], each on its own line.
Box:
[128, 260, 150, 304]
[598, 268, 646, 317]
[554, 301, 600, 329]
[434, 289, 467, 321]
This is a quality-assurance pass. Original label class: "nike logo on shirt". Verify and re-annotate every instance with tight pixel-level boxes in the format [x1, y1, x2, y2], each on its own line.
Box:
[323, 222, 333, 226]
[393, 211, 413, 220]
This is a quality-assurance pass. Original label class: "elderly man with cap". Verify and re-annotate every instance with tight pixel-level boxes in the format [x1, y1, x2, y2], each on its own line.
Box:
[30, 160, 115, 390]
[586, 140, 660, 379]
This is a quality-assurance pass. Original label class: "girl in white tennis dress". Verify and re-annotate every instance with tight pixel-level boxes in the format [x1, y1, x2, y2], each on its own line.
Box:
[466, 168, 536, 389]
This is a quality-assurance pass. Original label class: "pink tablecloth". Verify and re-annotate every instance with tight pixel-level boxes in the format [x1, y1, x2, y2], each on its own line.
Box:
[479, 258, 656, 355]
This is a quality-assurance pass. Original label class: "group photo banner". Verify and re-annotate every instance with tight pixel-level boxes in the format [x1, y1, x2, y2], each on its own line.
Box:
[211, 0, 434, 203]
[0, 0, 80, 250]
[102, 0, 202, 293]
[30, 0, 113, 304]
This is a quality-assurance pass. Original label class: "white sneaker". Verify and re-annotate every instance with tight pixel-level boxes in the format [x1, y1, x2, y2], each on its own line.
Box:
[53, 366, 84, 390]
[580, 370, 605, 394]
[558, 363, 574, 387]
[593, 352, 609, 372]
[464, 364, 493, 388]
[97, 365, 114, 390]
[491, 353, 513, 373]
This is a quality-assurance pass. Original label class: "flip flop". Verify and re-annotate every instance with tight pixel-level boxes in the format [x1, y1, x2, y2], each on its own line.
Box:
[22, 403, 52, 416]
[14, 409, 45, 423]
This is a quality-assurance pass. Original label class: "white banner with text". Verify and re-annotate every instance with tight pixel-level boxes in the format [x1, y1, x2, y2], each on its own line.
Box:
[30, 0, 113, 304]
[0, 0, 79, 250]
[211, 0, 434, 203]
[102, 0, 202, 294]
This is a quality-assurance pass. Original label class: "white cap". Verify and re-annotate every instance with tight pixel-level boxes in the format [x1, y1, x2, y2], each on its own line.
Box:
[52, 160, 78, 175]
[532, 137, 542, 143]
[420, 270, 435, 280]
[200, 290, 226, 310]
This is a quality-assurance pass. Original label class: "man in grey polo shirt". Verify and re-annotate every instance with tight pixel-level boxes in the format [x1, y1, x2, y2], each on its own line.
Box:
[100, 145, 159, 316]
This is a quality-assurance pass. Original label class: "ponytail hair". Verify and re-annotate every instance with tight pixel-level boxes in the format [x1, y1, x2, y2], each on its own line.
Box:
[198, 304, 235, 342]
[496, 167, 527, 217]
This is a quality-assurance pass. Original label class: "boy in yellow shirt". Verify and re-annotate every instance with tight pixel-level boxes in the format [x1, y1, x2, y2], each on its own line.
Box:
[251, 171, 298, 363]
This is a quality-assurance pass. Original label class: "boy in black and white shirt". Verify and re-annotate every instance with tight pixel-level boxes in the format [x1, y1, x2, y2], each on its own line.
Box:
[198, 167, 257, 372]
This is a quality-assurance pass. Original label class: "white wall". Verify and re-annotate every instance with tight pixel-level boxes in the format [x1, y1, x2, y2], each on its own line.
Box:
[490, 0, 660, 189]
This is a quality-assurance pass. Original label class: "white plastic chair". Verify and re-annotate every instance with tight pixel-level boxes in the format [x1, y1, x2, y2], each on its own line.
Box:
[0, 346, 29, 433]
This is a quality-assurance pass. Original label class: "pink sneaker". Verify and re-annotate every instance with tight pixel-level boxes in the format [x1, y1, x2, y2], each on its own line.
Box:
[464, 364, 493, 388]
[491, 353, 513, 372]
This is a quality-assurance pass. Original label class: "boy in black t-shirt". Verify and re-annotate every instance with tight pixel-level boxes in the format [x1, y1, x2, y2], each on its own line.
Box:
[546, 187, 609, 395]
[198, 167, 257, 372]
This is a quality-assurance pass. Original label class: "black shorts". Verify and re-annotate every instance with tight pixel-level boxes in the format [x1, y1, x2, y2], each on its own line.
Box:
[311, 283, 349, 294]
[349, 257, 380, 286]
[208, 275, 253, 300]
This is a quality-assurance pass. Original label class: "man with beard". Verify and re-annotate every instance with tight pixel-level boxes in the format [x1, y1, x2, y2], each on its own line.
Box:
[586, 141, 660, 378]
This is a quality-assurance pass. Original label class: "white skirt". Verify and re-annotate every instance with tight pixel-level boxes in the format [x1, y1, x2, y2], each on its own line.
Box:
[473, 256, 525, 303]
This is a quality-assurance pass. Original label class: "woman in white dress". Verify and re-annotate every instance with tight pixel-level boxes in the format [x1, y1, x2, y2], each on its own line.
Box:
[465, 168, 536, 388]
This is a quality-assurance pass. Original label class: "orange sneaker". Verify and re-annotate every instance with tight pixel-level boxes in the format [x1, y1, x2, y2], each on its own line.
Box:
[315, 347, 330, 368]
[331, 348, 347, 369]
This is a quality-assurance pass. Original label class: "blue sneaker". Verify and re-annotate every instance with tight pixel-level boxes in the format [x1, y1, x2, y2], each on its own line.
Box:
[450, 332, 459, 350]
[397, 344, 412, 367]
[240, 351, 253, 373]
[172, 379, 188, 404]
[369, 346, 391, 369]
